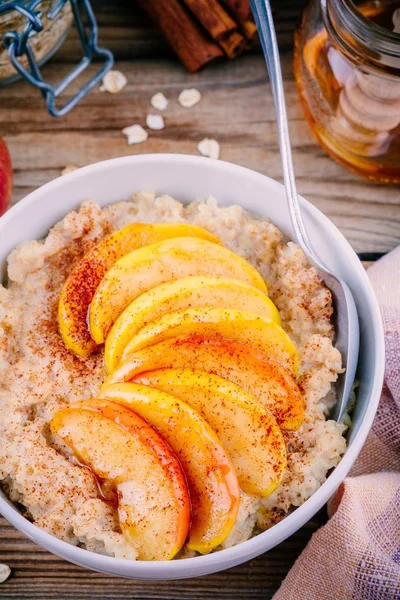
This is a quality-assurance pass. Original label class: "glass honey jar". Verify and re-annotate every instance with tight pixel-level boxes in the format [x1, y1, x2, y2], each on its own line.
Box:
[294, 0, 400, 183]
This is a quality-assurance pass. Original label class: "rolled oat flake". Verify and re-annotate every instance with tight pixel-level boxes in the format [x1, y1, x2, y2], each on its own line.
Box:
[151, 92, 168, 111]
[122, 124, 149, 145]
[197, 138, 220, 159]
[61, 165, 79, 176]
[100, 70, 127, 94]
[179, 88, 202, 108]
[146, 114, 165, 130]
[0, 564, 11, 584]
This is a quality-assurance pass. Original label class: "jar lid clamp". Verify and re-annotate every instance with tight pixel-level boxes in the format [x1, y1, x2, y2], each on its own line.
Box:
[0, 0, 114, 116]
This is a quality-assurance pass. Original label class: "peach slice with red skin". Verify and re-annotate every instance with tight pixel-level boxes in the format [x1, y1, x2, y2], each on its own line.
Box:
[105, 275, 279, 373]
[98, 383, 240, 553]
[50, 398, 190, 560]
[134, 369, 287, 496]
[89, 237, 268, 345]
[58, 222, 221, 357]
[0, 136, 12, 216]
[122, 307, 298, 376]
[105, 336, 304, 431]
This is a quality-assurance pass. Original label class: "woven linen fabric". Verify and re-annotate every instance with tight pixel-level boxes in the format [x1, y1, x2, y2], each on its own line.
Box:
[274, 248, 400, 600]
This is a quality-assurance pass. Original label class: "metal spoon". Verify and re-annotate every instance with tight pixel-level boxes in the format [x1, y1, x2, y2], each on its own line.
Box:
[250, 0, 359, 422]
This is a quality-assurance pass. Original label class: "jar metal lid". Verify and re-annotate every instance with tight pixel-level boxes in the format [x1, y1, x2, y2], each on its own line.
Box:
[0, 0, 114, 117]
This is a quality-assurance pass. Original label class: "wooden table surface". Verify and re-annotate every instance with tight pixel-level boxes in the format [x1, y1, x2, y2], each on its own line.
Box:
[0, 1, 398, 598]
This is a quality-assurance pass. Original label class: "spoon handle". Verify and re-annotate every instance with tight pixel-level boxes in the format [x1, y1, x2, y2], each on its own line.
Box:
[249, 0, 314, 258]
[250, 0, 360, 423]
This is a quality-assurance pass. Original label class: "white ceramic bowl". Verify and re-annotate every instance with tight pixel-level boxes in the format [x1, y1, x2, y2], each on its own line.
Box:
[0, 154, 384, 580]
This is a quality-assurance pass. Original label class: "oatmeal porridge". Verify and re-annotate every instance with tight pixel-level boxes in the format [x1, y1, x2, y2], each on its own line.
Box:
[0, 191, 347, 560]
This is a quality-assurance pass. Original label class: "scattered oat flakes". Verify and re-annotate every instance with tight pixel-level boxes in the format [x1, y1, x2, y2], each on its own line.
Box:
[122, 124, 148, 145]
[178, 88, 201, 108]
[197, 138, 220, 160]
[100, 70, 127, 94]
[0, 564, 11, 584]
[61, 165, 78, 176]
[146, 114, 165, 130]
[151, 92, 168, 111]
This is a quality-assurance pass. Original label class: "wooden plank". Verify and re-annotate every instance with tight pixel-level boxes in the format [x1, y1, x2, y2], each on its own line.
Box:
[0, 513, 324, 599]
[52, 0, 306, 61]
[2, 54, 399, 253]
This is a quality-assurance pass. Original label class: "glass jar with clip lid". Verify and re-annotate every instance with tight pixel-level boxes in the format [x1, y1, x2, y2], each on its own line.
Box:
[0, 0, 113, 117]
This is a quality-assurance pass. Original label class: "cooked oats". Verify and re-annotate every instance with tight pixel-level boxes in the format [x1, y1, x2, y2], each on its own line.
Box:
[0, 192, 346, 559]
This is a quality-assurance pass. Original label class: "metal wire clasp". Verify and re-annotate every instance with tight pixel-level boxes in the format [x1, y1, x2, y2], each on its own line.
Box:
[0, 0, 114, 117]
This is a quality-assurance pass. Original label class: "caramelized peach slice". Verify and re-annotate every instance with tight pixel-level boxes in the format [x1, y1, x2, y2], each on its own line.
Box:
[123, 307, 297, 375]
[89, 237, 267, 344]
[105, 337, 304, 430]
[58, 223, 220, 357]
[135, 369, 287, 496]
[97, 383, 240, 553]
[51, 399, 190, 560]
[105, 275, 279, 373]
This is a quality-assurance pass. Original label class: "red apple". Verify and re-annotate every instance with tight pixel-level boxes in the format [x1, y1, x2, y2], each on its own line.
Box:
[0, 137, 12, 215]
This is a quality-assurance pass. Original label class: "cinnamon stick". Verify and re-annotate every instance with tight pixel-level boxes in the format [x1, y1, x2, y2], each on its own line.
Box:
[182, 0, 246, 58]
[221, 0, 258, 40]
[136, 0, 223, 73]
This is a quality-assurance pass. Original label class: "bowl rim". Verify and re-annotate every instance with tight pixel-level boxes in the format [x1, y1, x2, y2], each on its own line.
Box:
[0, 154, 385, 578]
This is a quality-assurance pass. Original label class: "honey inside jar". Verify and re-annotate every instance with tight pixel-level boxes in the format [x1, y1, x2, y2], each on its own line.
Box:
[294, 0, 400, 183]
